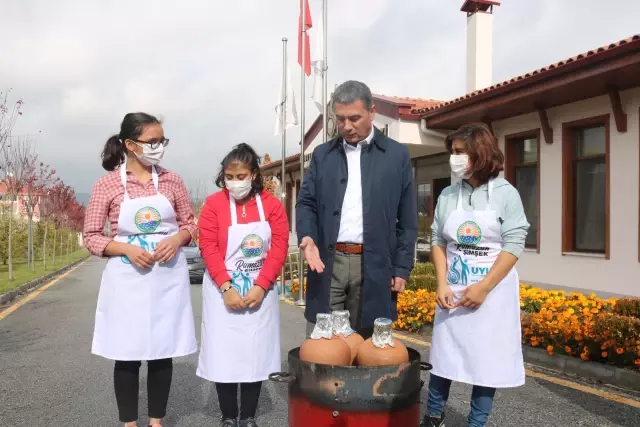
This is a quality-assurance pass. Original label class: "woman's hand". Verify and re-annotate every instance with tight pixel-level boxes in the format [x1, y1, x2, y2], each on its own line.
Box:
[154, 235, 182, 263]
[436, 284, 456, 309]
[244, 286, 266, 309]
[458, 282, 491, 309]
[124, 245, 155, 269]
[222, 283, 246, 310]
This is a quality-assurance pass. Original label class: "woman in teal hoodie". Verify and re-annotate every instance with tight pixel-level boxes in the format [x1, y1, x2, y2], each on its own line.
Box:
[421, 123, 530, 427]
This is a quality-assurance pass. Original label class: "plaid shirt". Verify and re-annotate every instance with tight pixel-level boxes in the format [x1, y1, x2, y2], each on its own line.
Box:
[83, 165, 197, 256]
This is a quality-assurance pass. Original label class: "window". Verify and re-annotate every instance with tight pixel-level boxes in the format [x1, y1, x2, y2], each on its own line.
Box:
[562, 115, 610, 258]
[286, 182, 293, 230]
[412, 154, 451, 262]
[417, 183, 432, 245]
[505, 130, 540, 251]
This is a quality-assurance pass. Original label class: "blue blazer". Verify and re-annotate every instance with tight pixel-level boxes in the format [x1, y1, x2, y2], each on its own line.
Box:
[295, 128, 418, 328]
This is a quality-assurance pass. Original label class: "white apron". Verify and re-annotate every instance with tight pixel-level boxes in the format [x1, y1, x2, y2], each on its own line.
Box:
[91, 165, 197, 361]
[196, 193, 281, 383]
[429, 179, 525, 388]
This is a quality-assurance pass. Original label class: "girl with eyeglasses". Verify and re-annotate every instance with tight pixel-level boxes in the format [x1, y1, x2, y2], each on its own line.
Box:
[83, 112, 197, 427]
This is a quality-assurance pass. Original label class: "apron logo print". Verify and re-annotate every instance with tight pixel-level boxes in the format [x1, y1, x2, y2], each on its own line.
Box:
[448, 255, 470, 286]
[134, 206, 162, 233]
[231, 272, 252, 297]
[240, 234, 264, 258]
[121, 235, 158, 264]
[456, 221, 482, 246]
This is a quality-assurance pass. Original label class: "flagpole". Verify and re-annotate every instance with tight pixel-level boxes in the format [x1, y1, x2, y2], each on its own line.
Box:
[322, 0, 328, 145]
[296, 1, 307, 307]
[280, 37, 288, 301]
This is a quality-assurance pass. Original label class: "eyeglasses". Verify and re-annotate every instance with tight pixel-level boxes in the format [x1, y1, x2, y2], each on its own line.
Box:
[129, 138, 170, 149]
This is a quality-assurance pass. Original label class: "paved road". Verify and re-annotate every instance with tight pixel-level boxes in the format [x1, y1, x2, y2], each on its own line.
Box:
[0, 257, 638, 426]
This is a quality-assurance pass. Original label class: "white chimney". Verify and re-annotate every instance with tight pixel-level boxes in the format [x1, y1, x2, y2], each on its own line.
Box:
[461, 0, 499, 92]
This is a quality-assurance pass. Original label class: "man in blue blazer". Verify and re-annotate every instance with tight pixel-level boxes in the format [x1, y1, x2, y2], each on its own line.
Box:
[296, 80, 418, 339]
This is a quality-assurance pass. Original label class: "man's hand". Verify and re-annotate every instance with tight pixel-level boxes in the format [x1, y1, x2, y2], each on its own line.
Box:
[124, 245, 155, 269]
[300, 237, 325, 273]
[244, 286, 266, 309]
[391, 277, 406, 293]
[457, 282, 490, 309]
[222, 283, 246, 310]
[435, 284, 456, 309]
[154, 235, 182, 263]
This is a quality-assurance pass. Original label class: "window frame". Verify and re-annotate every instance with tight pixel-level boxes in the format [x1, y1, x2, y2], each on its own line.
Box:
[504, 129, 541, 252]
[561, 114, 610, 259]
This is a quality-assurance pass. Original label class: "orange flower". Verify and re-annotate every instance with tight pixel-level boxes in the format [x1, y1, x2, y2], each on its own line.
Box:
[547, 345, 554, 353]
[616, 347, 624, 355]
[602, 351, 608, 358]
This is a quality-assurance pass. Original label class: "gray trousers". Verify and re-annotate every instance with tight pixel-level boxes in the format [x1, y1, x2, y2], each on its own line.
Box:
[306, 251, 373, 339]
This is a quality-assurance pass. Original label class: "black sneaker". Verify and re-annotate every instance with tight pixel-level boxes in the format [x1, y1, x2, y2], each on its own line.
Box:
[220, 418, 238, 427]
[239, 418, 258, 427]
[420, 412, 446, 427]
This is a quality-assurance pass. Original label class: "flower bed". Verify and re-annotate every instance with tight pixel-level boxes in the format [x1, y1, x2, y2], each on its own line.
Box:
[393, 284, 640, 370]
[281, 260, 640, 369]
[289, 278, 307, 295]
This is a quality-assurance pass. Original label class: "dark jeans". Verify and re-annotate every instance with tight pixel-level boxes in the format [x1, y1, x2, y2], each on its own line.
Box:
[215, 381, 263, 420]
[113, 358, 173, 423]
[427, 374, 497, 427]
[306, 251, 374, 339]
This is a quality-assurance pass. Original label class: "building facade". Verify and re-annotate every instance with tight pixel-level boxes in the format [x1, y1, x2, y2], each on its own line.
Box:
[261, 1, 640, 298]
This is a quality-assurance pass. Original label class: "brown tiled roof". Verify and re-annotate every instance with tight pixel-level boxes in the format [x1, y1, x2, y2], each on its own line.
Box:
[373, 94, 442, 110]
[413, 34, 640, 115]
[262, 153, 301, 169]
[373, 94, 442, 119]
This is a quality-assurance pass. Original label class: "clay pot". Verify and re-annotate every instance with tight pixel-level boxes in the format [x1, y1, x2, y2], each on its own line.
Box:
[300, 336, 351, 366]
[355, 338, 409, 366]
[355, 318, 409, 367]
[340, 333, 364, 364]
[300, 313, 352, 366]
[329, 310, 363, 364]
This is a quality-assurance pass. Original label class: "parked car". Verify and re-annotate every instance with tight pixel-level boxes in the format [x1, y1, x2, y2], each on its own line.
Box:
[184, 241, 205, 284]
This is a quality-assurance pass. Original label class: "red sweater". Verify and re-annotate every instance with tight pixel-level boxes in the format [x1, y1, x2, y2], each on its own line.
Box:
[198, 189, 289, 290]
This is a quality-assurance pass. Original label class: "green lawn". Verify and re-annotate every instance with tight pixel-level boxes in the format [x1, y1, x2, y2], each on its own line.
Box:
[0, 249, 90, 294]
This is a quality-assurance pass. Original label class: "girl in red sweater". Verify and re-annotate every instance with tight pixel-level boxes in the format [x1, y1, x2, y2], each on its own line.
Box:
[196, 143, 289, 427]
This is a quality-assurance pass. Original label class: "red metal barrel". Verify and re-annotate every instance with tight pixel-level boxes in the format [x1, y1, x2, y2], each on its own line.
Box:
[269, 347, 432, 427]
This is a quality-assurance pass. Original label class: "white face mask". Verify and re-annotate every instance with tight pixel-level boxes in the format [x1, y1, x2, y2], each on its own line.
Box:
[226, 179, 253, 200]
[450, 154, 471, 183]
[135, 142, 165, 166]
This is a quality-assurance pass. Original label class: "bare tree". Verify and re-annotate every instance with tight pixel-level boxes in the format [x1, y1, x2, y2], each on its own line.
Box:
[188, 178, 208, 220]
[22, 163, 58, 270]
[42, 183, 74, 266]
[0, 136, 36, 280]
[0, 89, 24, 156]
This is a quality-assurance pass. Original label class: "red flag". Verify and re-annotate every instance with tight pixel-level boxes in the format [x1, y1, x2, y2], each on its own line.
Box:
[298, 0, 312, 76]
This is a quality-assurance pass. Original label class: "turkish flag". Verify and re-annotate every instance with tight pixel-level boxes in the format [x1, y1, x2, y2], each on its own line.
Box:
[298, 0, 312, 76]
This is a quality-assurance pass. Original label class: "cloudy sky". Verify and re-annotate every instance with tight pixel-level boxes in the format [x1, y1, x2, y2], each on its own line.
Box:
[2, 0, 639, 196]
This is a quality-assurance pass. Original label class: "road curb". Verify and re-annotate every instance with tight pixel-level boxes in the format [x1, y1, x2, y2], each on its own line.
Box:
[406, 324, 640, 393]
[522, 346, 640, 392]
[0, 255, 90, 306]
